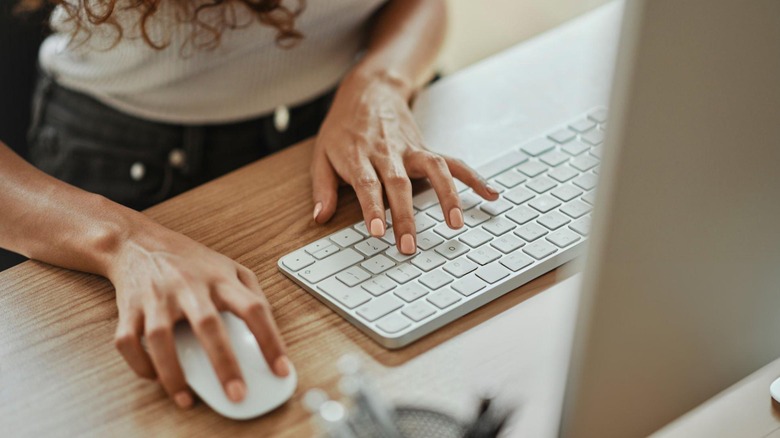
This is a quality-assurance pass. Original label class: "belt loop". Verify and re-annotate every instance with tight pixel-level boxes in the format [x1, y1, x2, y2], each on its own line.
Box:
[181, 126, 205, 177]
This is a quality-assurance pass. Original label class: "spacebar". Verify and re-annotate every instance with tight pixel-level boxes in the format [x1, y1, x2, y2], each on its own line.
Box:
[299, 249, 363, 283]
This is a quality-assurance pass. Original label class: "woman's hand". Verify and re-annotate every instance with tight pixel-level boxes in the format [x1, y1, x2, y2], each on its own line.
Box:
[310, 71, 499, 254]
[108, 222, 289, 409]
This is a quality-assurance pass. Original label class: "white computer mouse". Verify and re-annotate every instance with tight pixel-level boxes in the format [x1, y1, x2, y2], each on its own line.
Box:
[771, 377, 780, 404]
[173, 311, 297, 420]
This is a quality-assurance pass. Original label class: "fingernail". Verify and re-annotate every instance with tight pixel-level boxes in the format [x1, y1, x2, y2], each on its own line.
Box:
[486, 184, 500, 195]
[369, 218, 385, 237]
[274, 356, 291, 377]
[226, 379, 246, 402]
[400, 234, 416, 254]
[174, 391, 193, 409]
[312, 202, 323, 221]
[449, 208, 464, 228]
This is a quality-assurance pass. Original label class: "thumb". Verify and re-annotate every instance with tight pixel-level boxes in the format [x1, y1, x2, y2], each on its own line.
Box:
[311, 151, 339, 224]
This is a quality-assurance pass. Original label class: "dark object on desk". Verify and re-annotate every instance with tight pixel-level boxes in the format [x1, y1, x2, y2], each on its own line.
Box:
[0, 2, 51, 272]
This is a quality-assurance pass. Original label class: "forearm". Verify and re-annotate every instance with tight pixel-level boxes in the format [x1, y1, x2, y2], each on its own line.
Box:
[350, 0, 447, 99]
[0, 142, 152, 277]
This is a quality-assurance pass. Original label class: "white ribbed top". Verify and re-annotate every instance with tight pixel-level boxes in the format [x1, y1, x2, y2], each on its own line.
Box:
[40, 0, 386, 124]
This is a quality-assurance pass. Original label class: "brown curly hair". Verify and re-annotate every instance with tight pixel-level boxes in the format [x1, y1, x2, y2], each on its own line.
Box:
[15, 0, 305, 50]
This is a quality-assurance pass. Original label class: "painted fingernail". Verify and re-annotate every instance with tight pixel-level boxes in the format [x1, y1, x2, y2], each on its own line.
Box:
[226, 379, 246, 402]
[369, 218, 385, 237]
[449, 208, 464, 228]
[274, 356, 291, 377]
[486, 184, 500, 195]
[174, 391, 193, 409]
[313, 202, 323, 221]
[400, 234, 416, 255]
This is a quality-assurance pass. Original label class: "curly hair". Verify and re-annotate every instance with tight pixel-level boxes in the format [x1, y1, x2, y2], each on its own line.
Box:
[15, 0, 305, 50]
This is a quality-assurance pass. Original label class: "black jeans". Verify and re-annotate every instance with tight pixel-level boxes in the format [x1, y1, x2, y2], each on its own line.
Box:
[27, 73, 334, 210]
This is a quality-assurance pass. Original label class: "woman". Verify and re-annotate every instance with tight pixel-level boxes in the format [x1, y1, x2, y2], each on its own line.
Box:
[0, 0, 498, 409]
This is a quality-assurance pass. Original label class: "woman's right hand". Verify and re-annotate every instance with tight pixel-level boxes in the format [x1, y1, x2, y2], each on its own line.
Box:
[107, 222, 289, 409]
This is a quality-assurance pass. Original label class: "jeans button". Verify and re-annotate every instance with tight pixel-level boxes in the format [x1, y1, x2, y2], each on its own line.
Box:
[130, 162, 146, 181]
[168, 148, 187, 169]
[274, 106, 290, 133]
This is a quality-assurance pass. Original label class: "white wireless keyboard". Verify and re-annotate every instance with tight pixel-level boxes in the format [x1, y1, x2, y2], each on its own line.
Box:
[278, 108, 607, 348]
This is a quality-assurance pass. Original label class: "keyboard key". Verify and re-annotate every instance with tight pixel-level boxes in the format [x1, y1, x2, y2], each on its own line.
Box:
[482, 217, 516, 236]
[485, 179, 506, 193]
[547, 228, 582, 248]
[413, 189, 439, 211]
[411, 251, 447, 271]
[480, 198, 514, 216]
[590, 145, 604, 159]
[560, 200, 592, 219]
[312, 244, 340, 260]
[521, 138, 556, 156]
[548, 128, 577, 143]
[463, 208, 491, 227]
[417, 230, 444, 251]
[381, 228, 396, 245]
[355, 238, 389, 257]
[571, 155, 599, 172]
[330, 228, 364, 247]
[385, 246, 416, 262]
[433, 222, 466, 239]
[506, 205, 539, 225]
[548, 165, 579, 183]
[354, 222, 371, 236]
[551, 184, 583, 202]
[587, 107, 608, 123]
[387, 263, 422, 283]
[451, 274, 487, 297]
[361, 275, 397, 296]
[562, 140, 590, 156]
[504, 186, 535, 205]
[425, 205, 445, 222]
[467, 246, 502, 265]
[523, 239, 558, 260]
[299, 248, 364, 283]
[581, 129, 605, 145]
[581, 191, 597, 205]
[317, 277, 371, 309]
[282, 251, 315, 272]
[361, 254, 395, 274]
[434, 240, 470, 260]
[517, 160, 548, 177]
[419, 270, 454, 290]
[526, 176, 557, 194]
[394, 282, 429, 302]
[528, 195, 562, 213]
[494, 170, 526, 188]
[443, 259, 478, 278]
[460, 228, 493, 248]
[476, 263, 511, 284]
[376, 312, 411, 334]
[357, 295, 404, 322]
[491, 234, 525, 253]
[402, 301, 437, 322]
[478, 149, 530, 179]
[414, 213, 438, 232]
[538, 211, 571, 230]
[515, 222, 549, 242]
[460, 192, 483, 210]
[540, 150, 570, 167]
[500, 253, 534, 272]
[569, 119, 597, 133]
[337, 266, 371, 287]
[304, 238, 333, 255]
[570, 216, 591, 236]
[573, 173, 598, 191]
[427, 288, 462, 309]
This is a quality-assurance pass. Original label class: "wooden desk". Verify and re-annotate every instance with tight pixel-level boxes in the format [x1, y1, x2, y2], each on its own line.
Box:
[0, 139, 579, 437]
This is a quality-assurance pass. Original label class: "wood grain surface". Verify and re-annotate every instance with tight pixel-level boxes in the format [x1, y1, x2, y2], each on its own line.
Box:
[0, 140, 572, 437]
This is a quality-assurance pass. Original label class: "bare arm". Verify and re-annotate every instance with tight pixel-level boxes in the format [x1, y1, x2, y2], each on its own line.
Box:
[311, 0, 498, 253]
[0, 142, 289, 408]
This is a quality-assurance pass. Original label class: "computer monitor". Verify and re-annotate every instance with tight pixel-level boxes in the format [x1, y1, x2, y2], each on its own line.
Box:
[560, 1, 780, 436]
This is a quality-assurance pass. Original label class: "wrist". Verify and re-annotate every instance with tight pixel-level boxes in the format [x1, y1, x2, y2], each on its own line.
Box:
[343, 61, 416, 102]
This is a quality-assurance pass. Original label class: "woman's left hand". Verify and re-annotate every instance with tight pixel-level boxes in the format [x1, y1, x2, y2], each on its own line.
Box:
[310, 70, 499, 255]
